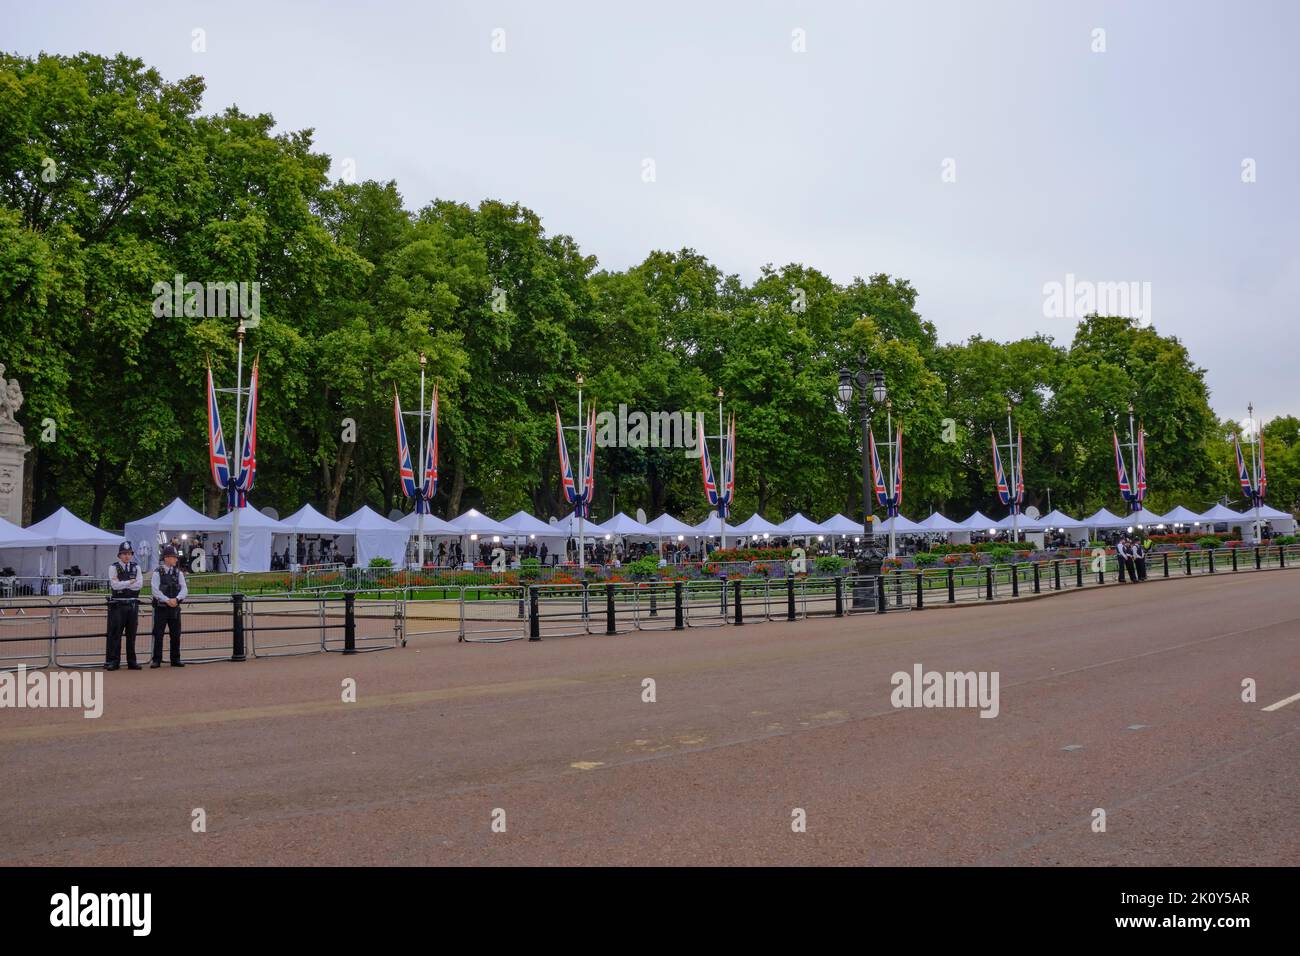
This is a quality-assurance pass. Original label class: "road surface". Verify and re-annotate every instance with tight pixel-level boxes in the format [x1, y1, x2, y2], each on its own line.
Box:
[2, 570, 1297, 865]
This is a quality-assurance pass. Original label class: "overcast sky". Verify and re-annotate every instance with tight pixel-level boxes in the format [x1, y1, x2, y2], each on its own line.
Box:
[8, 0, 1298, 424]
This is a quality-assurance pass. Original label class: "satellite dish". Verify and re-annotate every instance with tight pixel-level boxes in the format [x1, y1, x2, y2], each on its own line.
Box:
[635, 507, 647, 524]
[387, 509, 404, 521]
[260, 506, 279, 520]
[1025, 506, 1041, 520]
[548, 516, 557, 525]
[708, 510, 718, 521]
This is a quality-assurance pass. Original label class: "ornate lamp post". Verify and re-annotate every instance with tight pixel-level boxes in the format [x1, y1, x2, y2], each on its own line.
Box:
[838, 356, 887, 582]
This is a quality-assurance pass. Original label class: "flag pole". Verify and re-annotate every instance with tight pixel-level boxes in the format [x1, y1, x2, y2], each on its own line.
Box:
[577, 374, 585, 571]
[717, 388, 726, 552]
[417, 353, 426, 569]
[1249, 402, 1261, 543]
[887, 399, 896, 559]
[1003, 403, 1013, 546]
[230, 322, 245, 574]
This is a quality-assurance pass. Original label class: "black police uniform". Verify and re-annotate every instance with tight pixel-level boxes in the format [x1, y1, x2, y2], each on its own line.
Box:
[151, 564, 186, 666]
[106, 554, 142, 669]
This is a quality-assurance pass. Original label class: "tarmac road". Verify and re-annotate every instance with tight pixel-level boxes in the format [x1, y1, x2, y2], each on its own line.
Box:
[1, 570, 1297, 866]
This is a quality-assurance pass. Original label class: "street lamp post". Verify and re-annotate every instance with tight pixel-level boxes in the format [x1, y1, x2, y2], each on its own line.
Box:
[838, 356, 887, 571]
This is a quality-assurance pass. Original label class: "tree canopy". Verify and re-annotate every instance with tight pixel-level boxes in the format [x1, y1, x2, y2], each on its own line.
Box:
[1, 52, 1286, 529]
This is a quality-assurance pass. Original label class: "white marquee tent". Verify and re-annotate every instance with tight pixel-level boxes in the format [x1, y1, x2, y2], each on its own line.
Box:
[730, 513, 782, 538]
[12, 507, 121, 580]
[123, 498, 223, 571]
[1083, 507, 1128, 529]
[1159, 505, 1204, 526]
[213, 504, 285, 573]
[774, 513, 824, 537]
[599, 512, 658, 538]
[337, 506, 409, 568]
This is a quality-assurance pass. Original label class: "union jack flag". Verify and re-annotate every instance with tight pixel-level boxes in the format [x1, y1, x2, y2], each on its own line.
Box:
[557, 405, 597, 518]
[1235, 431, 1266, 505]
[697, 413, 735, 519]
[1114, 428, 1145, 512]
[699, 415, 718, 507]
[992, 431, 1010, 506]
[394, 390, 418, 500]
[233, 357, 258, 505]
[206, 366, 230, 492]
[869, 426, 901, 517]
[207, 359, 259, 509]
[416, 385, 438, 514]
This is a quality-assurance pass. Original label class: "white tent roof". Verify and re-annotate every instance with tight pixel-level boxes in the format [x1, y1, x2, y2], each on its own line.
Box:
[876, 514, 924, 534]
[646, 513, 696, 536]
[125, 497, 222, 532]
[691, 516, 740, 536]
[1253, 504, 1294, 520]
[1159, 505, 1204, 524]
[1083, 507, 1128, 528]
[599, 512, 658, 537]
[499, 511, 556, 537]
[25, 507, 121, 546]
[397, 511, 463, 534]
[213, 504, 285, 530]
[1198, 504, 1246, 523]
[1125, 507, 1166, 527]
[731, 513, 783, 536]
[995, 513, 1046, 531]
[0, 516, 42, 547]
[547, 512, 605, 537]
[774, 512, 824, 535]
[279, 503, 347, 534]
[957, 510, 999, 531]
[449, 509, 512, 536]
[1038, 509, 1085, 529]
[816, 513, 865, 535]
[915, 512, 967, 533]
[337, 505, 406, 532]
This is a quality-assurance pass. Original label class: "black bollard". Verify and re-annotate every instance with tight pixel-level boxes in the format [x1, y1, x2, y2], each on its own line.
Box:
[834, 576, 843, 617]
[606, 583, 616, 635]
[733, 578, 743, 626]
[673, 581, 684, 631]
[529, 586, 541, 641]
[343, 591, 357, 654]
[231, 591, 246, 661]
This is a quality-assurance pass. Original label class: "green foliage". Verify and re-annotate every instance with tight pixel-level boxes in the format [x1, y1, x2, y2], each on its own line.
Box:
[367, 557, 394, 569]
[0, 52, 1271, 532]
[625, 556, 660, 578]
[813, 554, 848, 574]
[913, 552, 939, 567]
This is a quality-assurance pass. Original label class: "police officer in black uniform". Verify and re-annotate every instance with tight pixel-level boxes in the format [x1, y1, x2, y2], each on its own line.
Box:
[105, 541, 143, 670]
[149, 544, 188, 668]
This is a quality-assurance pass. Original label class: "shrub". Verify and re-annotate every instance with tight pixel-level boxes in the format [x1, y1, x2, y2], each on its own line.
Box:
[1197, 536, 1221, 549]
[519, 557, 542, 580]
[814, 555, 849, 574]
[941, 553, 964, 566]
[367, 557, 394, 569]
[625, 556, 660, 578]
[1275, 535, 1297, 546]
[913, 552, 939, 567]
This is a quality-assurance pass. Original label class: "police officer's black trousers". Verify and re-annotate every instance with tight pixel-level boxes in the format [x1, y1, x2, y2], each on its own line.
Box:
[1125, 558, 1138, 582]
[151, 604, 183, 664]
[106, 600, 139, 667]
[1136, 558, 1147, 581]
[1117, 558, 1128, 583]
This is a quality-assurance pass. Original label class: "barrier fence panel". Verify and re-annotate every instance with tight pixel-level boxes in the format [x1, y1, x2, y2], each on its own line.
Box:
[246, 595, 329, 658]
[401, 587, 462, 642]
[684, 579, 728, 627]
[50, 596, 115, 668]
[325, 590, 402, 653]
[531, 583, 592, 639]
[629, 581, 677, 631]
[0, 598, 53, 670]
[801, 576, 839, 618]
[844, 574, 878, 614]
[460, 585, 528, 643]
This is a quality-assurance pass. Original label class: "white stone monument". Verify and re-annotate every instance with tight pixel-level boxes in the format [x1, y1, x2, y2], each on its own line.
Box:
[0, 365, 29, 525]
